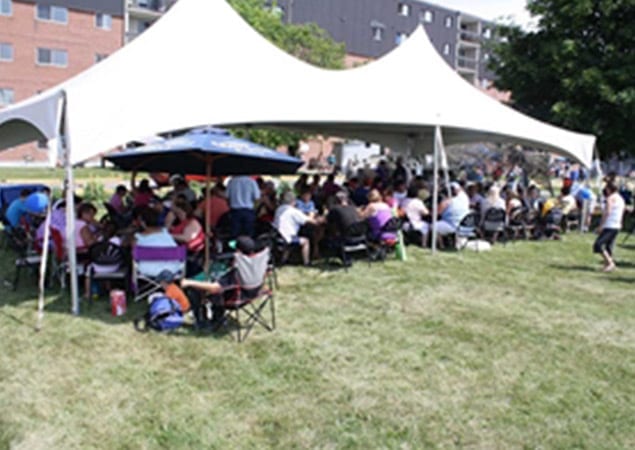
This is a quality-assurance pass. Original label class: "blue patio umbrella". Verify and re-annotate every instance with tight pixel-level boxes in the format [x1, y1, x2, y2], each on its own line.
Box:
[105, 127, 304, 270]
[105, 127, 303, 176]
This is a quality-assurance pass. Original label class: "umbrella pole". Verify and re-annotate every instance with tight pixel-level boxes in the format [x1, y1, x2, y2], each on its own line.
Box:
[204, 159, 212, 274]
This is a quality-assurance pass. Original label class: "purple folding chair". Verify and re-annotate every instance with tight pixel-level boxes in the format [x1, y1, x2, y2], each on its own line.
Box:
[132, 245, 187, 302]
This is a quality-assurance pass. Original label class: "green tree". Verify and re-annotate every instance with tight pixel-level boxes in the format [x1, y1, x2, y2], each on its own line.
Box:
[490, 0, 635, 156]
[227, 0, 346, 151]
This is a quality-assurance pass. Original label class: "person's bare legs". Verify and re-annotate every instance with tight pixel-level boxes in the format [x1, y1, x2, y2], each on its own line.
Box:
[601, 250, 616, 272]
[300, 237, 310, 265]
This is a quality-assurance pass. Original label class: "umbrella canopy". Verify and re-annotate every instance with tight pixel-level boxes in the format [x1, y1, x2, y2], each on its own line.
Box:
[105, 128, 303, 176]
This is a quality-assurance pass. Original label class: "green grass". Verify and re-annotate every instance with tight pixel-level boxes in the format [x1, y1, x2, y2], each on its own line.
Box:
[0, 234, 634, 449]
[0, 167, 128, 182]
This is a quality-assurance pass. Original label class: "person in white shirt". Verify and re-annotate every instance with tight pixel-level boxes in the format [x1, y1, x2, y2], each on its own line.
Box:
[593, 182, 625, 272]
[273, 191, 321, 266]
[402, 185, 430, 247]
[480, 184, 506, 225]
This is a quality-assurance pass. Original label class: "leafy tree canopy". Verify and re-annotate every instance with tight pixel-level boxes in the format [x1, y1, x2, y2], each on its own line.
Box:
[491, 0, 635, 157]
[227, 0, 346, 151]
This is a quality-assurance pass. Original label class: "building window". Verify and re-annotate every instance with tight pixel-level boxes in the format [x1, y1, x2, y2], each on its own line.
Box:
[36, 4, 68, 24]
[95, 53, 108, 63]
[0, 0, 12, 16]
[0, 88, 14, 106]
[421, 10, 434, 23]
[398, 3, 410, 17]
[443, 43, 451, 56]
[95, 13, 112, 30]
[395, 32, 407, 45]
[372, 27, 384, 41]
[483, 27, 492, 39]
[445, 16, 453, 28]
[0, 43, 13, 61]
[36, 48, 68, 67]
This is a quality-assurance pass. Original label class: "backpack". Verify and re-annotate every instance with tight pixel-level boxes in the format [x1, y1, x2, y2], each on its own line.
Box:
[134, 294, 184, 332]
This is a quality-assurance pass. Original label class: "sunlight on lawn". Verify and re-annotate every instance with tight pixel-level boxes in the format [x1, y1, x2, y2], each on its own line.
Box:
[0, 234, 634, 448]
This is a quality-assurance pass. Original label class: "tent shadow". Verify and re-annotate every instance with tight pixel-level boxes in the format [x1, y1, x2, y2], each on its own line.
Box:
[40, 292, 236, 340]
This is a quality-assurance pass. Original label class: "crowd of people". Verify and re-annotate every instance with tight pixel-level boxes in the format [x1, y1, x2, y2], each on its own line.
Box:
[0, 159, 629, 329]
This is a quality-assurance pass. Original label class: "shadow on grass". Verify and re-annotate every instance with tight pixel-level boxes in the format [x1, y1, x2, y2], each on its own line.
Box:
[549, 263, 598, 273]
[618, 243, 635, 250]
[38, 291, 243, 341]
[607, 276, 635, 284]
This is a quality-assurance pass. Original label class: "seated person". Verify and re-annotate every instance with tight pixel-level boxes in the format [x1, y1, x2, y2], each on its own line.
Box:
[360, 189, 396, 242]
[195, 184, 229, 229]
[558, 186, 578, 215]
[133, 207, 181, 277]
[131, 172, 155, 208]
[433, 182, 470, 245]
[273, 191, 321, 266]
[168, 200, 205, 253]
[255, 181, 277, 226]
[325, 191, 361, 240]
[351, 179, 371, 207]
[295, 186, 317, 217]
[401, 186, 430, 247]
[75, 202, 101, 255]
[109, 185, 130, 215]
[480, 184, 506, 225]
[181, 236, 266, 326]
[170, 175, 197, 205]
[4, 188, 32, 229]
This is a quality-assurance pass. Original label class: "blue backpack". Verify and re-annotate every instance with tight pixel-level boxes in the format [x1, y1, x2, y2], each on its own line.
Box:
[134, 294, 184, 332]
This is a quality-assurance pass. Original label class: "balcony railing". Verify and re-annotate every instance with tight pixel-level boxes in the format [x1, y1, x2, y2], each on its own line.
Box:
[128, 0, 172, 13]
[459, 29, 482, 44]
[457, 56, 478, 71]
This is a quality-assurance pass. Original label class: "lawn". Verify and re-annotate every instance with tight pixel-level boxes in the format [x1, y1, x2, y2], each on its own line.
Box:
[0, 233, 633, 449]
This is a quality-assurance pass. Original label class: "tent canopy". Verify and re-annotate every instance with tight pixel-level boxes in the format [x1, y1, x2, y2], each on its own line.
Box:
[0, 0, 596, 167]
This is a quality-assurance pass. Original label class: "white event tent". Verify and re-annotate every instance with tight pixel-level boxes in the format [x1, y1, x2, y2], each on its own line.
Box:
[0, 0, 596, 316]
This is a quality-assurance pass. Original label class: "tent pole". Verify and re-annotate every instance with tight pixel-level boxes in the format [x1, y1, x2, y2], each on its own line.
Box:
[431, 127, 440, 255]
[204, 159, 212, 274]
[60, 95, 80, 315]
[35, 200, 52, 331]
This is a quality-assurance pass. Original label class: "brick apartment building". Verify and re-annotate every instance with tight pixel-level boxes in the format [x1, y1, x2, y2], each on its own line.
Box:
[0, 0, 123, 164]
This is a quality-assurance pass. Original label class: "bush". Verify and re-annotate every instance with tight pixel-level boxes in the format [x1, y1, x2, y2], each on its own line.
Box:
[83, 180, 108, 204]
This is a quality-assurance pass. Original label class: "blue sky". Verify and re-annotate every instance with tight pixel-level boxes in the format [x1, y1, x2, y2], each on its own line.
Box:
[434, 0, 533, 27]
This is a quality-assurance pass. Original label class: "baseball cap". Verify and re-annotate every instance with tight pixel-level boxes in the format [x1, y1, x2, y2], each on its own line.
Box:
[156, 269, 175, 283]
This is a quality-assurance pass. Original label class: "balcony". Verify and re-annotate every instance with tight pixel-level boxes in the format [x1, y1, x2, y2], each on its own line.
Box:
[127, 0, 173, 20]
[457, 56, 478, 71]
[458, 29, 482, 44]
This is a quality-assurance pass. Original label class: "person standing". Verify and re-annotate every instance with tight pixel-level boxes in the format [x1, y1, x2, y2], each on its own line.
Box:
[593, 182, 625, 272]
[226, 175, 260, 238]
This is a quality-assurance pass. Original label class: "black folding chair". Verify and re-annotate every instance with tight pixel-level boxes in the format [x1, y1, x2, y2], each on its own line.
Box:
[480, 207, 507, 244]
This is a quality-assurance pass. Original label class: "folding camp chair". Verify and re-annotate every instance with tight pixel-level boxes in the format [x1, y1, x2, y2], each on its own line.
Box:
[370, 216, 401, 261]
[132, 245, 187, 302]
[213, 247, 275, 342]
[480, 207, 507, 244]
[85, 241, 130, 299]
[454, 212, 478, 250]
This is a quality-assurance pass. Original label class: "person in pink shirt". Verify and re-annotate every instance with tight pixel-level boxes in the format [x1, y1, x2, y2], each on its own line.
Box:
[109, 185, 129, 214]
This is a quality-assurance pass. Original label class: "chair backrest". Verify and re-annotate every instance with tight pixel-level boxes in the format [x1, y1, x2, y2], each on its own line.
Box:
[89, 241, 125, 267]
[458, 212, 478, 229]
[345, 220, 368, 239]
[132, 245, 187, 262]
[546, 207, 564, 224]
[234, 248, 270, 290]
[381, 216, 401, 233]
[483, 208, 506, 223]
[508, 206, 526, 225]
